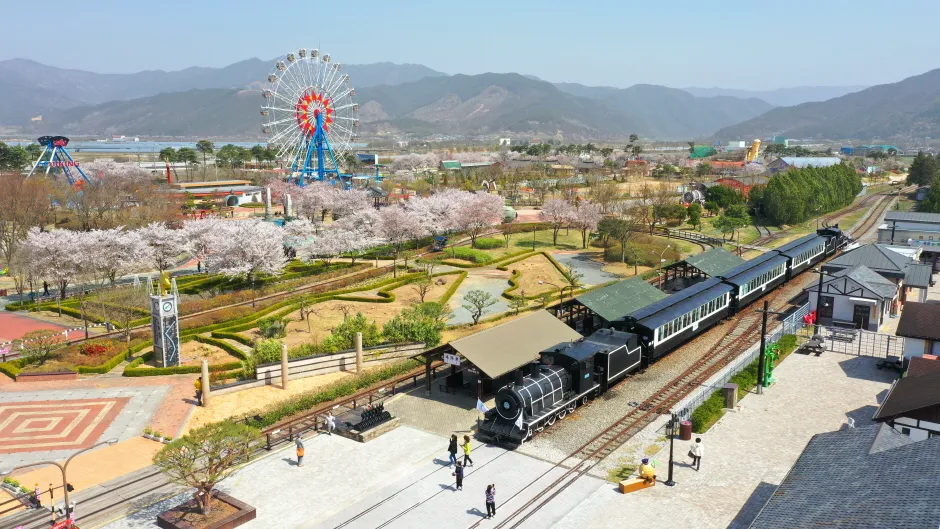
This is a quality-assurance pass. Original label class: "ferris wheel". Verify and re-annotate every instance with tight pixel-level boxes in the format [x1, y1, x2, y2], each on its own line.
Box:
[261, 48, 359, 186]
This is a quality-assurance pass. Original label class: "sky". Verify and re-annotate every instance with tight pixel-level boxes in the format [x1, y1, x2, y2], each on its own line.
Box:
[2, 0, 939, 90]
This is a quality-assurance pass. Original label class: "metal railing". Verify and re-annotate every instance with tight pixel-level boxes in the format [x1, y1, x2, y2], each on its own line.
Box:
[792, 324, 902, 359]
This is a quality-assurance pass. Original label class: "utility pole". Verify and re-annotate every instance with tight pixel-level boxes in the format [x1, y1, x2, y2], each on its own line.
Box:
[757, 300, 769, 394]
[814, 268, 826, 335]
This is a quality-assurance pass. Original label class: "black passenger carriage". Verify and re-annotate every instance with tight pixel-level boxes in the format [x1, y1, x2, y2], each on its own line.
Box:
[773, 234, 827, 278]
[620, 277, 734, 363]
[718, 251, 788, 312]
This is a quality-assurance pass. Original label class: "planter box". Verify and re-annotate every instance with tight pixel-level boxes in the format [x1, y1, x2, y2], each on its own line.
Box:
[157, 491, 255, 529]
[336, 417, 401, 443]
[15, 371, 78, 382]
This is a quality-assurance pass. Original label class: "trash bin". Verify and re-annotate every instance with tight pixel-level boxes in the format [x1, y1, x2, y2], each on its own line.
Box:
[679, 420, 693, 441]
[723, 383, 739, 409]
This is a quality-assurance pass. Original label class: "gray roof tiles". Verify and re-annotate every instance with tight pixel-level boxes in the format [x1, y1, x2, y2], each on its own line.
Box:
[749, 424, 940, 529]
[903, 263, 933, 289]
[896, 302, 940, 341]
[831, 265, 898, 299]
[683, 248, 746, 277]
[884, 210, 940, 224]
[826, 243, 911, 275]
[574, 279, 668, 323]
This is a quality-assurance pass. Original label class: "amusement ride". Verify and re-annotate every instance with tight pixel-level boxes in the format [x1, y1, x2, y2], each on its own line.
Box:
[26, 135, 92, 186]
[261, 48, 374, 188]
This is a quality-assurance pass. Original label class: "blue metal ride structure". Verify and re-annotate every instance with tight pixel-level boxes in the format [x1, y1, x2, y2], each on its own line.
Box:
[27, 136, 92, 185]
[289, 111, 345, 188]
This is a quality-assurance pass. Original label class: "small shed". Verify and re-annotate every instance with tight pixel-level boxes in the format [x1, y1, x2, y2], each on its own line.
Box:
[873, 360, 940, 440]
[805, 264, 899, 331]
[896, 302, 940, 357]
[565, 279, 668, 334]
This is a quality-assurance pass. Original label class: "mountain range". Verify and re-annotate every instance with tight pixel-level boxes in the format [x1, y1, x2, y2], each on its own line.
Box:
[682, 86, 867, 107]
[713, 68, 940, 141]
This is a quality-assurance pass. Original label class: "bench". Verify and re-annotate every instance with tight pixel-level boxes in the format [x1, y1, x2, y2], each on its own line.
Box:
[828, 325, 857, 342]
[801, 336, 825, 356]
[619, 477, 655, 494]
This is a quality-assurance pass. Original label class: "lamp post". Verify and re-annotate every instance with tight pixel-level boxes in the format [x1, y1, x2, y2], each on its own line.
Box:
[0, 438, 117, 521]
[664, 412, 678, 487]
[658, 244, 671, 290]
[538, 280, 565, 317]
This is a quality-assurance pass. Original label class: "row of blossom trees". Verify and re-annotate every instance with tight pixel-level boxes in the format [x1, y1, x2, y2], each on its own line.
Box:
[538, 198, 603, 248]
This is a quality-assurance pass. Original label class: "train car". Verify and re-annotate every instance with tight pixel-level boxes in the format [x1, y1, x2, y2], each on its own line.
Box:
[620, 277, 734, 363]
[718, 252, 788, 313]
[478, 329, 640, 444]
[773, 234, 827, 279]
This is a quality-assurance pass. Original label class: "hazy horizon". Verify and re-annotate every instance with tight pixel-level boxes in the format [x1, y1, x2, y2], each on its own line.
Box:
[2, 0, 938, 91]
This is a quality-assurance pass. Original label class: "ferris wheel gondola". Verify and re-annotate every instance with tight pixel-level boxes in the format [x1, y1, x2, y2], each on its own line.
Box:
[260, 48, 360, 187]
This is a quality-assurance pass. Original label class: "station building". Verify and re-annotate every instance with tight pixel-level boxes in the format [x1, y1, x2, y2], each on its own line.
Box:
[878, 211, 940, 270]
[170, 180, 265, 207]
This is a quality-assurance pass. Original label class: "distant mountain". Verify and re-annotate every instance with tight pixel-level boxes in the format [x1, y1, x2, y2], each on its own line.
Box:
[0, 58, 446, 124]
[0, 78, 83, 124]
[682, 85, 867, 107]
[554, 82, 774, 138]
[713, 69, 940, 141]
[24, 74, 646, 139]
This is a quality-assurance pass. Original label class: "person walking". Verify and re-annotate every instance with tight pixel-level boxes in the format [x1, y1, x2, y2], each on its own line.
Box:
[689, 437, 704, 471]
[452, 461, 464, 491]
[325, 412, 336, 435]
[32, 484, 41, 509]
[194, 377, 202, 406]
[448, 434, 459, 467]
[295, 438, 305, 467]
[42, 281, 49, 296]
[485, 484, 496, 518]
[462, 435, 474, 467]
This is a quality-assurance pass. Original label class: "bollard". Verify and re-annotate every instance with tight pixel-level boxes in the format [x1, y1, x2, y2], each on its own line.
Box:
[355, 332, 363, 373]
[201, 360, 211, 407]
[281, 342, 289, 390]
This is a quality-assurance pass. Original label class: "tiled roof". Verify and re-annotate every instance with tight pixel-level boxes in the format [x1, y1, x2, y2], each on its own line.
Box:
[903, 263, 933, 289]
[896, 302, 940, 341]
[831, 265, 898, 299]
[826, 244, 911, 275]
[683, 248, 746, 277]
[574, 279, 668, 323]
[906, 355, 940, 378]
[873, 368, 940, 420]
[884, 210, 940, 224]
[749, 424, 940, 529]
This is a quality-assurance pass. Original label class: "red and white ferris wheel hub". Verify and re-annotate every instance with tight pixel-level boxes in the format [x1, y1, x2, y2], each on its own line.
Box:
[295, 89, 334, 134]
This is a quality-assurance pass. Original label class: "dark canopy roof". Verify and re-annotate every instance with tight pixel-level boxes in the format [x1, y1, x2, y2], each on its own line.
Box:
[574, 279, 668, 322]
[831, 265, 898, 299]
[542, 329, 634, 362]
[682, 248, 745, 277]
[903, 263, 933, 289]
[623, 277, 733, 330]
[884, 210, 940, 224]
[873, 368, 940, 421]
[895, 302, 940, 341]
[749, 425, 940, 529]
[773, 234, 825, 259]
[824, 244, 910, 277]
[717, 252, 789, 287]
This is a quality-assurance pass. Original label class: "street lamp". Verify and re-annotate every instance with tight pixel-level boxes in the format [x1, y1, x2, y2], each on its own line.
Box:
[0, 438, 118, 521]
[538, 280, 567, 317]
[658, 244, 671, 290]
[664, 412, 678, 487]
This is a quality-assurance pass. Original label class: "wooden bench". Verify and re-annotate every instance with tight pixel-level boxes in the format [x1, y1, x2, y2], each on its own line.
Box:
[619, 477, 655, 494]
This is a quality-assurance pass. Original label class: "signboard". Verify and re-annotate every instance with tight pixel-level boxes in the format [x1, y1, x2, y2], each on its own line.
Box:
[443, 353, 461, 366]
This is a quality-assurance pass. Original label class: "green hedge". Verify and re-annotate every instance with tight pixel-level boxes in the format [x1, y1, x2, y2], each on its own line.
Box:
[437, 271, 468, 305]
[191, 335, 249, 361]
[124, 360, 243, 377]
[244, 359, 422, 429]
[473, 238, 505, 250]
[494, 250, 539, 271]
[691, 334, 800, 433]
[210, 331, 254, 347]
[0, 358, 28, 379]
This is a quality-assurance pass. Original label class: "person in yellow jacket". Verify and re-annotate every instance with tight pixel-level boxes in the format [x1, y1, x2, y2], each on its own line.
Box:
[194, 377, 202, 405]
[462, 435, 474, 467]
[639, 458, 656, 484]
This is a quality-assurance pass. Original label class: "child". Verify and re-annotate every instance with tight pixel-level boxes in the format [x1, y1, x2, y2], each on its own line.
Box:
[485, 484, 496, 518]
[462, 435, 474, 467]
[448, 434, 458, 467]
[295, 438, 305, 467]
[452, 461, 464, 491]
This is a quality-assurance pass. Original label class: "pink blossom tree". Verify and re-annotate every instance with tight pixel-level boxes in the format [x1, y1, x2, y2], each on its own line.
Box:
[406, 189, 466, 237]
[208, 220, 286, 304]
[86, 228, 147, 285]
[377, 206, 423, 276]
[539, 198, 576, 246]
[138, 222, 189, 278]
[570, 201, 603, 249]
[23, 227, 83, 315]
[181, 218, 227, 274]
[453, 192, 504, 247]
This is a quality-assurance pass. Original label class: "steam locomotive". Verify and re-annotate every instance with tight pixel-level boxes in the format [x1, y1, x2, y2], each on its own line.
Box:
[479, 226, 850, 444]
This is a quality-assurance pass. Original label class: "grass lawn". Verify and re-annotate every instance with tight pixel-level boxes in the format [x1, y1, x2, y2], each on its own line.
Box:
[509, 229, 587, 251]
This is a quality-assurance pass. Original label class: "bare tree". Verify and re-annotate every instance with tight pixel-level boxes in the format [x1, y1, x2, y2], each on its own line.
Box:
[298, 298, 319, 333]
[411, 275, 434, 303]
[588, 180, 621, 214]
[335, 304, 353, 321]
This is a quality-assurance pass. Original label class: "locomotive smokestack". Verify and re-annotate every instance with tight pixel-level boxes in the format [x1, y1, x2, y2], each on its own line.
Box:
[514, 369, 524, 386]
[529, 362, 540, 378]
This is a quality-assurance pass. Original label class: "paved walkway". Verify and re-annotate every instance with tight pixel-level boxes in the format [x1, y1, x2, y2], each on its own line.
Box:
[548, 351, 895, 529]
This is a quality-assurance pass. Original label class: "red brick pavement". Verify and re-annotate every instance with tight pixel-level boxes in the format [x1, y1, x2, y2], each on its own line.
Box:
[0, 312, 70, 342]
[0, 375, 196, 437]
[0, 397, 130, 453]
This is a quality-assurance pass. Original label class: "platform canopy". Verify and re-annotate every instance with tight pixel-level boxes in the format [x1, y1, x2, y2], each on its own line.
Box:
[683, 248, 746, 277]
[448, 310, 582, 379]
[574, 279, 668, 322]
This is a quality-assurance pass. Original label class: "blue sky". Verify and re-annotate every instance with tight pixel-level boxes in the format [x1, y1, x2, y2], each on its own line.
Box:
[2, 0, 938, 90]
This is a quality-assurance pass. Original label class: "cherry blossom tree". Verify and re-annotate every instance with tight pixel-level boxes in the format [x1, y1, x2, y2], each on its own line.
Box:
[378, 206, 423, 276]
[23, 227, 82, 314]
[181, 218, 227, 274]
[570, 201, 603, 249]
[138, 222, 189, 278]
[539, 198, 575, 246]
[406, 189, 466, 237]
[331, 187, 372, 217]
[207, 220, 286, 304]
[86, 228, 148, 286]
[453, 192, 504, 247]
[334, 209, 381, 264]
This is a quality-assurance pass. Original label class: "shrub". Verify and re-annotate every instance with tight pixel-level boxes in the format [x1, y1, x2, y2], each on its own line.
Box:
[690, 390, 726, 433]
[322, 313, 382, 353]
[258, 316, 288, 339]
[473, 237, 505, 250]
[79, 340, 116, 357]
[240, 202, 266, 208]
[253, 339, 284, 364]
[382, 303, 446, 347]
[288, 342, 325, 359]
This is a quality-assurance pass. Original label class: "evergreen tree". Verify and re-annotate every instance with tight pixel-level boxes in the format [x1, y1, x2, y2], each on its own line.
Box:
[907, 151, 937, 186]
